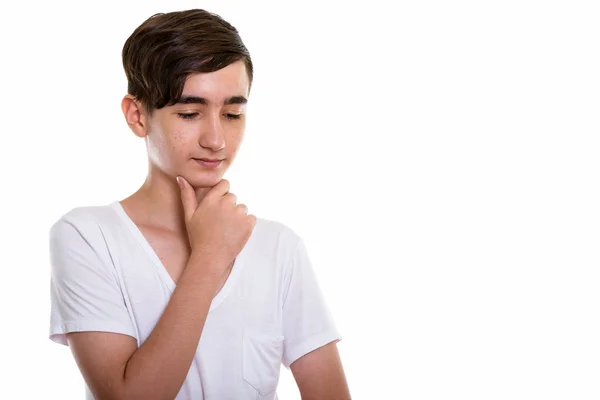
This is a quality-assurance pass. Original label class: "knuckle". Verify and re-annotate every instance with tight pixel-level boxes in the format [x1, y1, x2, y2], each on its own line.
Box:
[224, 193, 236, 204]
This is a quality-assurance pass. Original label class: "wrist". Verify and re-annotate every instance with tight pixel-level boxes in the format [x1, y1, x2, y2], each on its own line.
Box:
[185, 251, 227, 284]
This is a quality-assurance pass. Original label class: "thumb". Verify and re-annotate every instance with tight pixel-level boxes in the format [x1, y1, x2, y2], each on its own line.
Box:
[177, 176, 198, 223]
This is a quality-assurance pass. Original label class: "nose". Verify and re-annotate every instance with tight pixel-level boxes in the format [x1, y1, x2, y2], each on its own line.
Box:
[199, 111, 226, 151]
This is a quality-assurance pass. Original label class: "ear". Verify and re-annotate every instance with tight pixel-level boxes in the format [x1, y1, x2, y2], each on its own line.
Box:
[121, 94, 149, 138]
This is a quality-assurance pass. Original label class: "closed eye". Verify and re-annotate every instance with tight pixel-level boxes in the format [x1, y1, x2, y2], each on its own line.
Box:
[177, 113, 242, 120]
[177, 113, 198, 120]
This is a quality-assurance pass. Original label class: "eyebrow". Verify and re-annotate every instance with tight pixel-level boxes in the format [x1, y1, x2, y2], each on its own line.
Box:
[175, 95, 248, 106]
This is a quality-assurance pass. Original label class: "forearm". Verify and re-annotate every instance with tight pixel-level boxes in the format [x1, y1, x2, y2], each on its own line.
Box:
[120, 252, 223, 399]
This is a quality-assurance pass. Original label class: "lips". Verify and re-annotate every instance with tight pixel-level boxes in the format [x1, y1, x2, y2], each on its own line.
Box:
[193, 158, 222, 168]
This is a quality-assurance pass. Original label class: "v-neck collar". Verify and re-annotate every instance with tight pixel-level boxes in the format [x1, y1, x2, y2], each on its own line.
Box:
[109, 200, 245, 313]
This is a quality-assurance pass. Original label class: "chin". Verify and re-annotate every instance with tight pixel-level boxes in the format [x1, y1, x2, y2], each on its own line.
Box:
[187, 173, 225, 188]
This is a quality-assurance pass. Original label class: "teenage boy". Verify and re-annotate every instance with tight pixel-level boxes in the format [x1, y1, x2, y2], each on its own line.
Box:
[49, 8, 351, 400]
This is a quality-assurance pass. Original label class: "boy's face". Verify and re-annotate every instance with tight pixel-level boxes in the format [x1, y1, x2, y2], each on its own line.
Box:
[140, 60, 250, 188]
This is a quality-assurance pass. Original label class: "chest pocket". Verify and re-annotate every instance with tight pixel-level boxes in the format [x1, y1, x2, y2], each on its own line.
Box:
[242, 328, 285, 396]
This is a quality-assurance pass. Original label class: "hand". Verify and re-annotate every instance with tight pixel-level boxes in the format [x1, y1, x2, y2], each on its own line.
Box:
[177, 176, 256, 271]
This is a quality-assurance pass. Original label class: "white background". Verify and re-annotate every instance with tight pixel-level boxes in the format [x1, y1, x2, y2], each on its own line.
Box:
[1, 0, 599, 399]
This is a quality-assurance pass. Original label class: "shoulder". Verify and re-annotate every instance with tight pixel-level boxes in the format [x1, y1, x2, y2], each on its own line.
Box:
[48, 205, 121, 278]
[254, 216, 301, 243]
[49, 203, 116, 242]
[249, 216, 304, 264]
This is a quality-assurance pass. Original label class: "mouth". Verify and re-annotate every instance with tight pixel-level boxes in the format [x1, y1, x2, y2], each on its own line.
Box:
[193, 158, 223, 168]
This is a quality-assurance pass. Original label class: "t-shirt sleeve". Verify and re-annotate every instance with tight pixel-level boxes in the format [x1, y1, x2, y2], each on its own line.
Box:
[49, 215, 136, 346]
[281, 237, 342, 369]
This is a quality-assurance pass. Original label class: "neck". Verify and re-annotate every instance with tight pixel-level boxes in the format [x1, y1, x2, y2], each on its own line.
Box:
[123, 161, 212, 234]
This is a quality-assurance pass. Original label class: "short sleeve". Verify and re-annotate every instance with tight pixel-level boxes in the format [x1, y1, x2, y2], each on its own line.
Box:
[281, 238, 342, 369]
[49, 215, 136, 346]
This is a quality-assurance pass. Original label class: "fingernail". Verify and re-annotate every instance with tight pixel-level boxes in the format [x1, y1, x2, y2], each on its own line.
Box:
[176, 176, 184, 189]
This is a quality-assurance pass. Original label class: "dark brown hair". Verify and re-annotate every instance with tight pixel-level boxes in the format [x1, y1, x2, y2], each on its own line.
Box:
[122, 9, 253, 113]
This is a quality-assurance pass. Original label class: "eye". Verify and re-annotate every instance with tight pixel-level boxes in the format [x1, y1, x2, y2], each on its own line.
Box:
[177, 112, 198, 120]
[225, 113, 242, 120]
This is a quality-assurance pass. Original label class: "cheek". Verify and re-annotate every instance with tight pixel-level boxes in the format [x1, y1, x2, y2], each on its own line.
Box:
[171, 130, 189, 154]
[227, 129, 245, 151]
[148, 129, 189, 165]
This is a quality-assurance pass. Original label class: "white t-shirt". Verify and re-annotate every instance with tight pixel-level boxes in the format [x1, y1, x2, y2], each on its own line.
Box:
[49, 201, 341, 400]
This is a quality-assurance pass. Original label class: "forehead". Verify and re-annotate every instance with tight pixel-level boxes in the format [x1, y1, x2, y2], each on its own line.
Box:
[182, 61, 249, 100]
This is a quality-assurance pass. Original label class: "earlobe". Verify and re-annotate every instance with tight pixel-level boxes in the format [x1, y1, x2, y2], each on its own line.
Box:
[121, 95, 147, 138]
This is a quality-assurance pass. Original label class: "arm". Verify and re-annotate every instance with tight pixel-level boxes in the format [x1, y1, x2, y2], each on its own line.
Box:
[67, 252, 223, 400]
[291, 341, 351, 400]
[281, 236, 351, 398]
